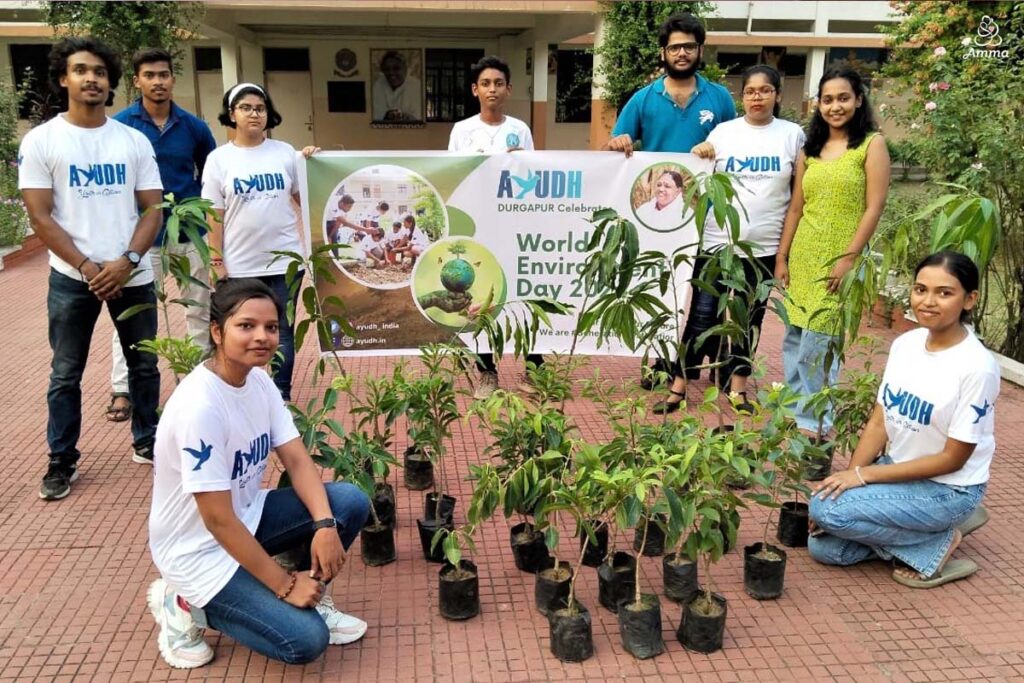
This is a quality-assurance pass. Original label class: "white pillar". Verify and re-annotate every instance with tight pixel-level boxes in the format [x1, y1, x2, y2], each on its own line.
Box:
[531, 39, 550, 149]
[220, 39, 240, 92]
[806, 47, 828, 100]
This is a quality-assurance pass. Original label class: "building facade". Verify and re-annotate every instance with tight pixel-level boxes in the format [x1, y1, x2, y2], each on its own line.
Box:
[0, 1, 901, 150]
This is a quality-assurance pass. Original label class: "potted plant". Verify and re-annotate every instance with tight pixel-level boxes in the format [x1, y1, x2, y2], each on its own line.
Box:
[403, 343, 472, 562]
[467, 358, 576, 573]
[434, 524, 481, 620]
[742, 382, 813, 599]
[667, 409, 748, 654]
[338, 366, 407, 526]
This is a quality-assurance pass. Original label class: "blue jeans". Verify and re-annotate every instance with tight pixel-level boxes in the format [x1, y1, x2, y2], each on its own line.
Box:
[782, 324, 841, 432]
[195, 482, 369, 665]
[808, 456, 986, 577]
[253, 273, 302, 401]
[47, 269, 159, 466]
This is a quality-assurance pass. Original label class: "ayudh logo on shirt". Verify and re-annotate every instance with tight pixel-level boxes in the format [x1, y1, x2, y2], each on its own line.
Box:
[231, 433, 271, 482]
[69, 163, 128, 198]
[723, 156, 782, 173]
[232, 173, 286, 196]
[882, 383, 934, 426]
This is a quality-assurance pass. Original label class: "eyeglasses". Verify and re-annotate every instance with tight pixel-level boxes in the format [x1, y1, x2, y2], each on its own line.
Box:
[742, 87, 776, 99]
[235, 103, 267, 115]
[665, 42, 700, 56]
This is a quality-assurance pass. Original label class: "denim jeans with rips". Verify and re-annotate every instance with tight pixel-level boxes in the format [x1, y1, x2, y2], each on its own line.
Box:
[47, 269, 159, 466]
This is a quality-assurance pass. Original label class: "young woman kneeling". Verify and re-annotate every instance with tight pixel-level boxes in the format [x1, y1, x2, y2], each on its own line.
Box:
[146, 278, 370, 668]
[808, 251, 999, 588]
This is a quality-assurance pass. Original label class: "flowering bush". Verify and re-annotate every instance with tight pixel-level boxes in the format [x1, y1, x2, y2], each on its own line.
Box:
[881, 1, 1024, 360]
[0, 196, 28, 247]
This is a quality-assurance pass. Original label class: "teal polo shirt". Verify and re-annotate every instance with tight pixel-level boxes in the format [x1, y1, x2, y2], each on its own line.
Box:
[612, 74, 737, 152]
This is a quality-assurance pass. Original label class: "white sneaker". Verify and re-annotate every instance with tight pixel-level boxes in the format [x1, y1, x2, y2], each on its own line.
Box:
[473, 372, 499, 400]
[147, 579, 215, 669]
[315, 595, 367, 645]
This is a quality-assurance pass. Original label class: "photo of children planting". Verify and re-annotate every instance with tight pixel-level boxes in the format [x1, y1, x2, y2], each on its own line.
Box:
[324, 164, 446, 288]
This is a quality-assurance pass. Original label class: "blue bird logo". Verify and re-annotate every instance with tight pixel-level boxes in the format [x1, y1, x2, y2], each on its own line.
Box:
[882, 384, 905, 411]
[970, 399, 992, 424]
[74, 166, 101, 186]
[184, 440, 214, 471]
[510, 170, 540, 199]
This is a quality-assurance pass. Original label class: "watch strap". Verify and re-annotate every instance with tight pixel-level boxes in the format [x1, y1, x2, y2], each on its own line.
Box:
[312, 517, 337, 531]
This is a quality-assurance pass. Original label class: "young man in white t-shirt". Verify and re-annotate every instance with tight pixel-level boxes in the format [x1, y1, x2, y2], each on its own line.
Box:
[448, 55, 538, 397]
[19, 37, 165, 500]
[326, 194, 366, 245]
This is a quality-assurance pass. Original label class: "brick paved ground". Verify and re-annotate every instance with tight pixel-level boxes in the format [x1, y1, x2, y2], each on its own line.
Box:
[2, 249, 1023, 683]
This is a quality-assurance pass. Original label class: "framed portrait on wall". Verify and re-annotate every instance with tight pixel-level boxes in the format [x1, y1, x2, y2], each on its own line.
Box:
[370, 48, 425, 127]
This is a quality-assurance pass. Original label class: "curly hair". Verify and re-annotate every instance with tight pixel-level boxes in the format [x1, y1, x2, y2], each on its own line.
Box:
[48, 36, 122, 101]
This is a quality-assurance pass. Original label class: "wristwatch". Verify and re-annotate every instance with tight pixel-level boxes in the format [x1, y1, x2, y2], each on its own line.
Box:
[312, 517, 337, 532]
[122, 250, 142, 267]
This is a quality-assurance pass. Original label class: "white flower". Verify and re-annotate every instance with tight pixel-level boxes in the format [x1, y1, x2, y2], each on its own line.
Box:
[910, 122, 921, 130]
[925, 101, 938, 112]
[971, 162, 984, 171]
[934, 46, 947, 57]
[771, 382, 785, 392]
[962, 37, 972, 46]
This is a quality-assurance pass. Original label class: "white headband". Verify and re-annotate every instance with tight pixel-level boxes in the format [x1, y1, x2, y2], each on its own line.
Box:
[227, 82, 265, 106]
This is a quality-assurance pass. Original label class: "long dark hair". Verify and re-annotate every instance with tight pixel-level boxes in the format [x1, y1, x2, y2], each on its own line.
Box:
[913, 251, 980, 323]
[741, 64, 782, 117]
[804, 68, 877, 158]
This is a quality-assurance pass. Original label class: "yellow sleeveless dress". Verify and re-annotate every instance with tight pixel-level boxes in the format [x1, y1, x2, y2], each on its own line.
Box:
[784, 133, 878, 334]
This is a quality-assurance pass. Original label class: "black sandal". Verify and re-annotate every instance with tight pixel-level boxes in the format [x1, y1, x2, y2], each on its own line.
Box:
[105, 392, 132, 423]
[652, 389, 686, 415]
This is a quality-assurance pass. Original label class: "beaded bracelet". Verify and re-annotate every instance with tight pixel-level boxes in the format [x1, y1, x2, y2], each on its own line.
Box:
[276, 571, 297, 600]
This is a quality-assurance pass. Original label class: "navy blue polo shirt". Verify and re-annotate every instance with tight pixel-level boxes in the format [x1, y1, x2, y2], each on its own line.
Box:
[612, 74, 737, 153]
[114, 99, 218, 245]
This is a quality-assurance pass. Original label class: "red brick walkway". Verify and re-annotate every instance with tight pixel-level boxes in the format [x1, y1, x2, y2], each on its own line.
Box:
[2, 249, 1023, 682]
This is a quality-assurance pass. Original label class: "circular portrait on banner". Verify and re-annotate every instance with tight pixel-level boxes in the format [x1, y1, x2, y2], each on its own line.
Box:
[411, 237, 507, 330]
[324, 164, 448, 290]
[630, 163, 694, 233]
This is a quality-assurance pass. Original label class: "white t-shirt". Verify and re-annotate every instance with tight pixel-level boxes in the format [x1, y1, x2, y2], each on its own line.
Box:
[372, 74, 423, 121]
[360, 235, 385, 255]
[635, 194, 684, 231]
[149, 364, 299, 607]
[18, 115, 163, 284]
[201, 140, 301, 277]
[408, 228, 430, 250]
[385, 229, 406, 247]
[878, 328, 1000, 486]
[702, 117, 805, 257]
[448, 114, 535, 153]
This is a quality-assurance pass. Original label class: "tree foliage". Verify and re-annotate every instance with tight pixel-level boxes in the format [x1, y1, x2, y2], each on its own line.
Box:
[880, 1, 1024, 360]
[43, 1, 205, 100]
[594, 1, 717, 113]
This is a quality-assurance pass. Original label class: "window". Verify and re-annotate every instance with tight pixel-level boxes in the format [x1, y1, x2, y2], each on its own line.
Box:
[193, 47, 222, 72]
[715, 52, 759, 76]
[263, 48, 310, 72]
[398, 205, 408, 215]
[826, 48, 890, 76]
[362, 186, 372, 199]
[373, 184, 382, 198]
[556, 49, 593, 123]
[397, 183, 408, 195]
[424, 48, 484, 122]
[9, 44, 53, 120]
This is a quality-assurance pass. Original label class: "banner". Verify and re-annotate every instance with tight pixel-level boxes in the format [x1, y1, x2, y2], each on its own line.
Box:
[300, 151, 712, 357]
